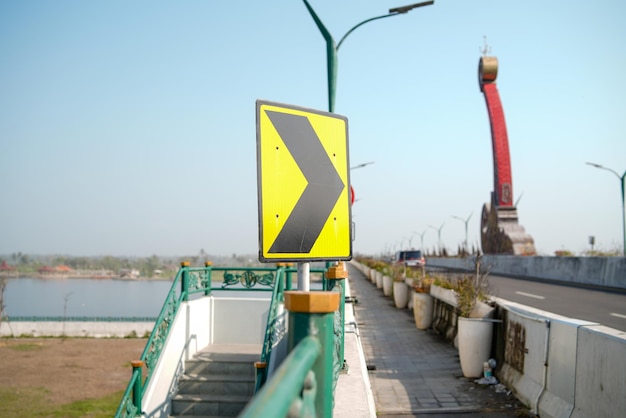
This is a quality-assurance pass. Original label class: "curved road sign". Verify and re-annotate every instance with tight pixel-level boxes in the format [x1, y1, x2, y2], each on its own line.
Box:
[256, 100, 352, 262]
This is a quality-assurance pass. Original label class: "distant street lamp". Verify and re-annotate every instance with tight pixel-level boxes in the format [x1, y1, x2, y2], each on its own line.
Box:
[414, 229, 428, 251]
[350, 161, 374, 204]
[451, 212, 473, 253]
[351, 161, 375, 170]
[586, 162, 626, 256]
[428, 223, 445, 254]
[302, 0, 434, 112]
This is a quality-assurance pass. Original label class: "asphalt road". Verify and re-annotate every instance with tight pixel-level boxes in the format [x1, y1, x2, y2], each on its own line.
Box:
[484, 274, 626, 332]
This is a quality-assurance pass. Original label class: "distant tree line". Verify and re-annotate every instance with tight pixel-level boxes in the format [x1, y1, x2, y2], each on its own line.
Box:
[0, 252, 263, 278]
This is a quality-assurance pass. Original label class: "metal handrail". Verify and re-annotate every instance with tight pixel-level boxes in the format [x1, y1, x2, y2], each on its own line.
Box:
[114, 266, 185, 418]
[255, 265, 288, 391]
[114, 263, 281, 418]
[240, 336, 322, 418]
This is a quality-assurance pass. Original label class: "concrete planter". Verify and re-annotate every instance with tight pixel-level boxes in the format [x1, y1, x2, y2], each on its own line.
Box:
[375, 271, 384, 288]
[430, 284, 457, 306]
[412, 292, 434, 329]
[457, 317, 497, 378]
[393, 281, 410, 308]
[383, 275, 393, 296]
[430, 284, 495, 318]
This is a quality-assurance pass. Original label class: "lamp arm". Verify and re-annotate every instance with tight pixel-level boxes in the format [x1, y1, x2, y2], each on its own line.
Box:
[337, 13, 396, 50]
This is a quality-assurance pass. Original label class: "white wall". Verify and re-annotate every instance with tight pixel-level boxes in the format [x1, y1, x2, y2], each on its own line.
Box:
[142, 294, 271, 418]
[211, 297, 270, 345]
[142, 296, 214, 418]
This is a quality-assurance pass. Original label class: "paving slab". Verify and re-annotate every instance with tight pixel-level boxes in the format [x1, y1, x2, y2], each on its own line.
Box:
[346, 263, 534, 417]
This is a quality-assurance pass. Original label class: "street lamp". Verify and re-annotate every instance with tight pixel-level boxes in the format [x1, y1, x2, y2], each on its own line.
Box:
[350, 161, 374, 204]
[586, 162, 626, 256]
[351, 161, 375, 170]
[302, 0, 434, 112]
[428, 223, 445, 254]
[414, 229, 428, 251]
[451, 212, 473, 253]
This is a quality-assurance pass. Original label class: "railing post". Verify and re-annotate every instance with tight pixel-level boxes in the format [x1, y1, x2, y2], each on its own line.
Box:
[204, 261, 212, 296]
[285, 291, 340, 417]
[326, 262, 348, 372]
[254, 360, 267, 392]
[180, 261, 190, 301]
[276, 263, 285, 289]
[323, 261, 333, 290]
[131, 360, 143, 414]
[285, 263, 294, 290]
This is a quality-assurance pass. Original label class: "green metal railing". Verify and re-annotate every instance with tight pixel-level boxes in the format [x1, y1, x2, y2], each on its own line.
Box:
[242, 286, 340, 418]
[254, 264, 330, 392]
[115, 261, 345, 418]
[255, 264, 286, 391]
[241, 336, 322, 418]
[114, 262, 283, 418]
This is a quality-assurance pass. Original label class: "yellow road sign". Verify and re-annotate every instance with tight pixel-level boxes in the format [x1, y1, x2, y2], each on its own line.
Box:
[256, 100, 352, 262]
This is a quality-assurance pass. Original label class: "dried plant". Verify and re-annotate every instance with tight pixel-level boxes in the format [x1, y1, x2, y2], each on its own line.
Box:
[412, 275, 433, 293]
[391, 263, 406, 282]
[455, 255, 492, 317]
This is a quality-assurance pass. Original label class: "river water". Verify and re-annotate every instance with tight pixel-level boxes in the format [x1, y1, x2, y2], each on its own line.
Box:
[4, 278, 173, 318]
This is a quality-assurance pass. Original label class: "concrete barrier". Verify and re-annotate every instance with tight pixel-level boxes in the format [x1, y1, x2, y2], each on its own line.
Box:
[495, 300, 599, 417]
[425, 256, 626, 291]
[427, 291, 626, 418]
[571, 325, 626, 418]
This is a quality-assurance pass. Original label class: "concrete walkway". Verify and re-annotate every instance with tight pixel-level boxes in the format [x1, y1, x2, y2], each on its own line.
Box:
[345, 263, 533, 417]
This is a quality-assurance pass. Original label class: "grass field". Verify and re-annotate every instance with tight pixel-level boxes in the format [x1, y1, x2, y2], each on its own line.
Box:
[0, 387, 122, 418]
[0, 338, 147, 418]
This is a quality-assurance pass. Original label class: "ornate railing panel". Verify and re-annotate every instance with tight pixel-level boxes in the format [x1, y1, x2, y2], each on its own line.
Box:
[255, 266, 287, 391]
[222, 269, 275, 289]
[115, 262, 342, 418]
[114, 264, 185, 418]
[114, 263, 283, 418]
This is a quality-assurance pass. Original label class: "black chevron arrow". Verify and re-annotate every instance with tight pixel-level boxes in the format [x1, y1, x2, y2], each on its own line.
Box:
[265, 110, 345, 253]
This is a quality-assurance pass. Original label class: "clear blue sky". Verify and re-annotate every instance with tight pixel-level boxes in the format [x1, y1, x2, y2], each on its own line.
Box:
[1, 1, 624, 258]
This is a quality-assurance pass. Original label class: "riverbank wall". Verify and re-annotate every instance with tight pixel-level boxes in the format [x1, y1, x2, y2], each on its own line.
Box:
[0, 317, 155, 338]
[426, 255, 626, 291]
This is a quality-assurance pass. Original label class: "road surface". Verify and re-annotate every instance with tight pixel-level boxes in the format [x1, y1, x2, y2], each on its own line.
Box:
[482, 274, 626, 332]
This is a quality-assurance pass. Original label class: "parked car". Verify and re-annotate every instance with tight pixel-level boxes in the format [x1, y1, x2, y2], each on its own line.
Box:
[394, 250, 426, 268]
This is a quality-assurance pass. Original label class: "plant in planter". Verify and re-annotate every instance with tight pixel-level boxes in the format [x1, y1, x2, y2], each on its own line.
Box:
[455, 255, 498, 378]
[454, 257, 495, 319]
[374, 261, 387, 288]
[412, 275, 433, 294]
[382, 264, 396, 296]
[430, 275, 456, 305]
[411, 275, 434, 329]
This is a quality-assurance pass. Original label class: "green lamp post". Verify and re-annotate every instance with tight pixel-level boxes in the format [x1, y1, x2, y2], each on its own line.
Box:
[302, 0, 434, 113]
[586, 162, 626, 256]
[452, 212, 473, 254]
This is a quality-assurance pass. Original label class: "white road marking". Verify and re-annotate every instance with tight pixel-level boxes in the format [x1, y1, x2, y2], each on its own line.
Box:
[515, 291, 545, 300]
[610, 313, 626, 320]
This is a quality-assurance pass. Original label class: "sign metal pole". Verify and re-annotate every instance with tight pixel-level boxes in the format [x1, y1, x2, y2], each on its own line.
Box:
[297, 262, 310, 291]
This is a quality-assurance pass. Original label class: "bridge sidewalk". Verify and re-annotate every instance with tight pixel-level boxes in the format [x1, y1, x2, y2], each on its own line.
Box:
[338, 262, 532, 418]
